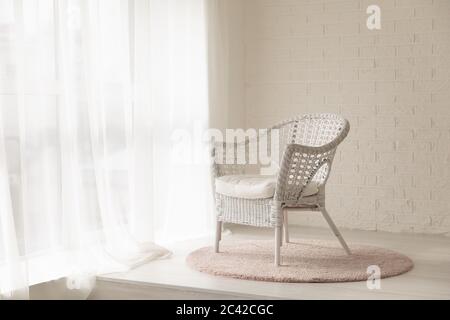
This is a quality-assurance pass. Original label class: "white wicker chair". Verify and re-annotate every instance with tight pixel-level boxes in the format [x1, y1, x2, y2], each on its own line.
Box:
[211, 113, 351, 266]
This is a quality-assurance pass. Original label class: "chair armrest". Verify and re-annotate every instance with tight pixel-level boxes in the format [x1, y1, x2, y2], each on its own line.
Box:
[274, 143, 336, 202]
[210, 139, 251, 181]
[210, 128, 275, 179]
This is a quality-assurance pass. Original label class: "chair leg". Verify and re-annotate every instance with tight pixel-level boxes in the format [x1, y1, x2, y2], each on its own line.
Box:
[320, 208, 351, 255]
[280, 223, 283, 247]
[215, 221, 222, 253]
[275, 226, 282, 266]
[283, 209, 290, 244]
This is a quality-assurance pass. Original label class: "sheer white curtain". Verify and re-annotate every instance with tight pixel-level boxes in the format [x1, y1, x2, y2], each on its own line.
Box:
[0, 0, 214, 299]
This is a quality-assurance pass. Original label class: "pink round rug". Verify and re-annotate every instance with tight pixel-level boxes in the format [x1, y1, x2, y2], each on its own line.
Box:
[186, 239, 413, 283]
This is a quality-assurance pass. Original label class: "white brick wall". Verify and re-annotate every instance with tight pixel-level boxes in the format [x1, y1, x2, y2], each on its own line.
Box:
[242, 0, 450, 235]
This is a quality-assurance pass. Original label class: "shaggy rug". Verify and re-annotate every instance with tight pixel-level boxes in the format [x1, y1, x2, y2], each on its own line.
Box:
[186, 239, 413, 283]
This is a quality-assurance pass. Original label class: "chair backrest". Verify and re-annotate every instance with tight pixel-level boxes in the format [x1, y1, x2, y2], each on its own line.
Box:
[264, 114, 349, 177]
[214, 114, 349, 180]
[273, 113, 348, 146]
[268, 114, 350, 198]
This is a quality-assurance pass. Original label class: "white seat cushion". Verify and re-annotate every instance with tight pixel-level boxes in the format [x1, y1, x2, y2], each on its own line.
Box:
[215, 175, 319, 200]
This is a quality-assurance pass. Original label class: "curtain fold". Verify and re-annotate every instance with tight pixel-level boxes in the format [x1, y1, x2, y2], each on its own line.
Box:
[0, 0, 214, 299]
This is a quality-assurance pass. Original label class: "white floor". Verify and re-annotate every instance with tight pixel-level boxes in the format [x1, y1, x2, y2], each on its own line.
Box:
[90, 225, 450, 300]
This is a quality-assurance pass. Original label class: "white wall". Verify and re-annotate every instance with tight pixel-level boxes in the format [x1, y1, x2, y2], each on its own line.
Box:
[238, 0, 450, 235]
[226, 0, 247, 129]
[209, 0, 246, 130]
